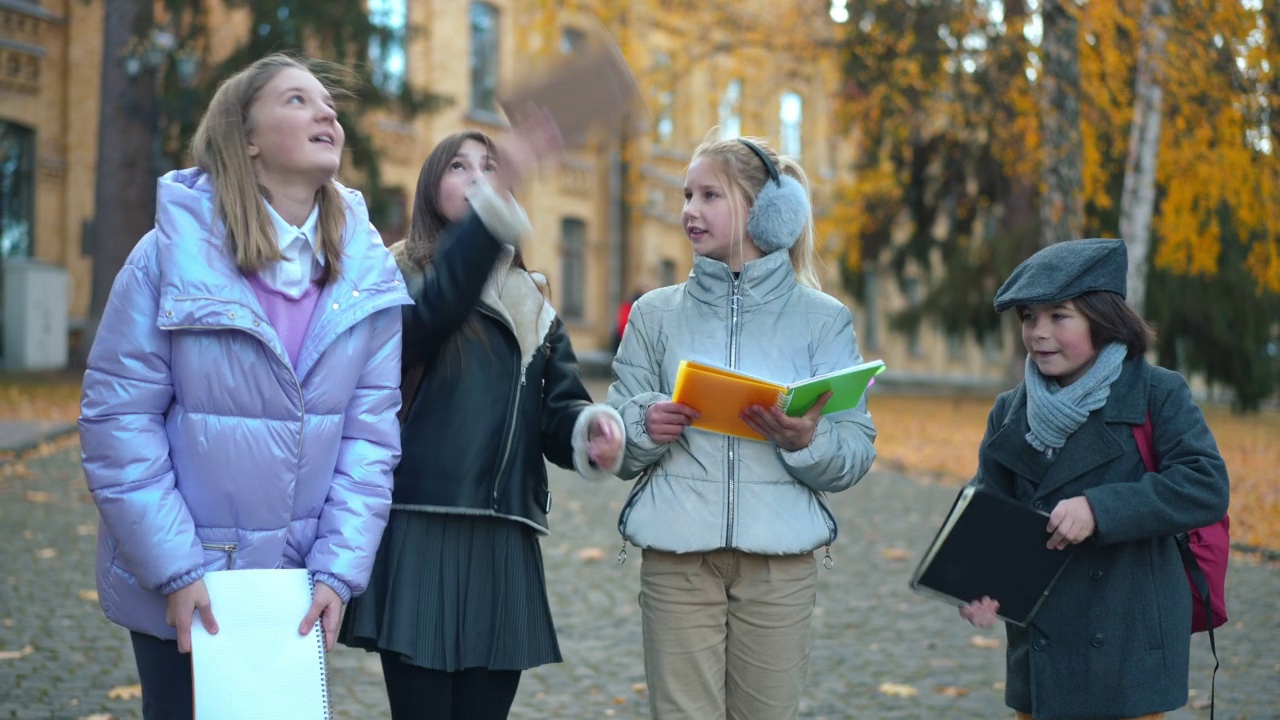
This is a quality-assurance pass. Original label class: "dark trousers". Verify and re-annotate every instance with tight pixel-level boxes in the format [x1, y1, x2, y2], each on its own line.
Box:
[130, 631, 194, 720]
[379, 652, 522, 720]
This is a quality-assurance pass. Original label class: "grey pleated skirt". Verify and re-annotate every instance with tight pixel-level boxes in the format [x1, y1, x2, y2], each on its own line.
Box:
[338, 510, 562, 671]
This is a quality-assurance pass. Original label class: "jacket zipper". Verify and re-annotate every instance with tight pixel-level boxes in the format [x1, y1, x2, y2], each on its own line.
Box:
[480, 306, 524, 507]
[725, 275, 742, 548]
[201, 542, 238, 570]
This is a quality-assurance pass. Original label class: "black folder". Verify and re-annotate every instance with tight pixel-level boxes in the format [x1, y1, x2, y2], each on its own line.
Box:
[909, 485, 1076, 626]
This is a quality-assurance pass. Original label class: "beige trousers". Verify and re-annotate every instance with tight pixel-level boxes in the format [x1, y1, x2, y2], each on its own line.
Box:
[1013, 707, 1167, 712]
[639, 549, 817, 720]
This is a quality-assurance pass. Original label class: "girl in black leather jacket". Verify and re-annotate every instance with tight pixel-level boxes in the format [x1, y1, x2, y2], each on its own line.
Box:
[339, 116, 624, 720]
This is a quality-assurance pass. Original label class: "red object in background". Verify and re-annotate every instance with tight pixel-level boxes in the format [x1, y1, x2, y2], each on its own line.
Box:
[616, 298, 634, 341]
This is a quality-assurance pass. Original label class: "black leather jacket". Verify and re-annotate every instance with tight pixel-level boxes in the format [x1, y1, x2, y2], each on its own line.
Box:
[391, 214, 593, 533]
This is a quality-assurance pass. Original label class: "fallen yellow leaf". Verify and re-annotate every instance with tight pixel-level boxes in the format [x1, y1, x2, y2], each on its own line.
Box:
[0, 645, 35, 660]
[79, 590, 99, 602]
[613, 697, 626, 705]
[970, 635, 1003, 649]
[878, 682, 919, 698]
[106, 684, 143, 701]
[576, 547, 606, 562]
[77, 524, 97, 536]
[881, 548, 911, 561]
[631, 682, 648, 694]
[34, 547, 57, 560]
[78, 714, 116, 720]
[23, 490, 54, 503]
[936, 686, 971, 697]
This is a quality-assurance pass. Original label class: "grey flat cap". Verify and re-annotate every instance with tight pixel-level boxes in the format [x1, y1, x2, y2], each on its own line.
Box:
[994, 238, 1128, 312]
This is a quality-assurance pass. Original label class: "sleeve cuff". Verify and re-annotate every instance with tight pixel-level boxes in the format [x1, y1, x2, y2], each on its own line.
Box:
[159, 566, 207, 596]
[572, 404, 626, 480]
[311, 572, 353, 604]
[466, 181, 533, 246]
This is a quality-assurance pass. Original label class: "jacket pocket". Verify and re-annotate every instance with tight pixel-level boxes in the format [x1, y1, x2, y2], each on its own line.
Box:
[201, 541, 238, 571]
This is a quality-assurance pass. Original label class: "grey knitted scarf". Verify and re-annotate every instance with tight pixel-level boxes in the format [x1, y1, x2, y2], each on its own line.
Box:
[1024, 342, 1128, 456]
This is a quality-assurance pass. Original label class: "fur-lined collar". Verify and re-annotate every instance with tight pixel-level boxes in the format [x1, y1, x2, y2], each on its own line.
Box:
[390, 240, 556, 370]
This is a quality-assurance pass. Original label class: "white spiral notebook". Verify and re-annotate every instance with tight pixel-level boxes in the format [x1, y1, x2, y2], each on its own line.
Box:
[190, 568, 331, 719]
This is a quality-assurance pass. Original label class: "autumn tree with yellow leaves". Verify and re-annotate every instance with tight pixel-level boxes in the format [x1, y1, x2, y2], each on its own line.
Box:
[837, 0, 1280, 410]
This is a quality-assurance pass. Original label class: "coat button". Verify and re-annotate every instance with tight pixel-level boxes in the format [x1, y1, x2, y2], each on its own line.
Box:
[1089, 569, 1104, 580]
[166, 310, 174, 317]
[227, 312, 235, 319]
[351, 290, 360, 297]
[1091, 633, 1105, 648]
[331, 303, 340, 310]
[253, 320, 260, 327]
[1032, 639, 1047, 651]
[1033, 501, 1048, 512]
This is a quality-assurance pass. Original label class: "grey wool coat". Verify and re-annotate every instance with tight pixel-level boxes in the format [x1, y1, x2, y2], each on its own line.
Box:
[972, 357, 1229, 720]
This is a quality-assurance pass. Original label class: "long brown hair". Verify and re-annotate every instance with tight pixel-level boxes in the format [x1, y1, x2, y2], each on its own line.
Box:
[688, 131, 821, 289]
[406, 130, 528, 272]
[190, 54, 350, 283]
[406, 130, 547, 356]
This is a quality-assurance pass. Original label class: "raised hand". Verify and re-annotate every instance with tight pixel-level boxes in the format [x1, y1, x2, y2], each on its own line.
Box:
[494, 104, 565, 194]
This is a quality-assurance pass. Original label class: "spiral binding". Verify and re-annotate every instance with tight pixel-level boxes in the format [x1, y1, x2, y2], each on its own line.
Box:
[307, 574, 334, 720]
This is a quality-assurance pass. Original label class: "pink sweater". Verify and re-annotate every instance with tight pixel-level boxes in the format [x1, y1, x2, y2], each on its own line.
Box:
[246, 273, 322, 369]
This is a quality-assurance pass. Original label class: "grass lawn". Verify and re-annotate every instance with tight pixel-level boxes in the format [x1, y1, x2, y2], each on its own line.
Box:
[2, 374, 1276, 551]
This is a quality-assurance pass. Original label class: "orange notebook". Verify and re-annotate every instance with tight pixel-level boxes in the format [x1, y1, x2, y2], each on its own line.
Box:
[671, 359, 885, 440]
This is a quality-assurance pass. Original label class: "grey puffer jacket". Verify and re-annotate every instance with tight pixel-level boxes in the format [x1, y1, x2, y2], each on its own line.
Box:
[608, 251, 878, 556]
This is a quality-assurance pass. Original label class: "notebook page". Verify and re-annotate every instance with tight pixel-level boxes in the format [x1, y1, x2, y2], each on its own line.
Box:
[191, 568, 329, 720]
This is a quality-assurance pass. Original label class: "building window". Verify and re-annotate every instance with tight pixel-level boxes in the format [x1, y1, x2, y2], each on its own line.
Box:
[470, 2, 500, 113]
[653, 52, 675, 146]
[779, 91, 803, 158]
[561, 26, 585, 54]
[560, 218, 586, 321]
[369, 0, 407, 95]
[904, 277, 923, 357]
[861, 266, 880, 352]
[718, 78, 742, 139]
[0, 122, 35, 259]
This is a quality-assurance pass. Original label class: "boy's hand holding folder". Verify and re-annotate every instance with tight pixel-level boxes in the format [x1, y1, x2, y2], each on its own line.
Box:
[910, 486, 1078, 627]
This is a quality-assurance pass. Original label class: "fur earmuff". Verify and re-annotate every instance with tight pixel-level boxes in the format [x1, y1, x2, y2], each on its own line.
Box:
[747, 174, 810, 254]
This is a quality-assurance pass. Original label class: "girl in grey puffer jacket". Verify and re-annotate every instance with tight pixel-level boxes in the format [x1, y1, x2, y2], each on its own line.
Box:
[608, 134, 878, 720]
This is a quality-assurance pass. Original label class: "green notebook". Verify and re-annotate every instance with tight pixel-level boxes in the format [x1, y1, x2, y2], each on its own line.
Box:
[780, 359, 886, 416]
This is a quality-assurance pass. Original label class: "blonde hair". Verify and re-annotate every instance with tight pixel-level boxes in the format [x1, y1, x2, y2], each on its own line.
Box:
[688, 132, 820, 289]
[190, 54, 350, 283]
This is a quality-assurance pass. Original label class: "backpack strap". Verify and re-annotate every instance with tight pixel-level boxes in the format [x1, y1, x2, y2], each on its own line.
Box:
[1131, 412, 1218, 720]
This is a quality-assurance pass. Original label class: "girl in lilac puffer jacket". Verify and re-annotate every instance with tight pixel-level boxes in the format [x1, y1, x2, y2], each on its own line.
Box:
[79, 54, 410, 719]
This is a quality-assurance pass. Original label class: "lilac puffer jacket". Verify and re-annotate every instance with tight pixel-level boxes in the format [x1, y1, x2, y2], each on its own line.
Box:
[80, 168, 411, 639]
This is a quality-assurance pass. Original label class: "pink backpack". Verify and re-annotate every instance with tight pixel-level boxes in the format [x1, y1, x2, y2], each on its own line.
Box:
[1131, 415, 1230, 633]
[1132, 414, 1228, 720]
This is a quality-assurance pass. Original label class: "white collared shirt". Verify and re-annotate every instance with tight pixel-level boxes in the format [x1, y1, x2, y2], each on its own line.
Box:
[261, 201, 324, 299]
